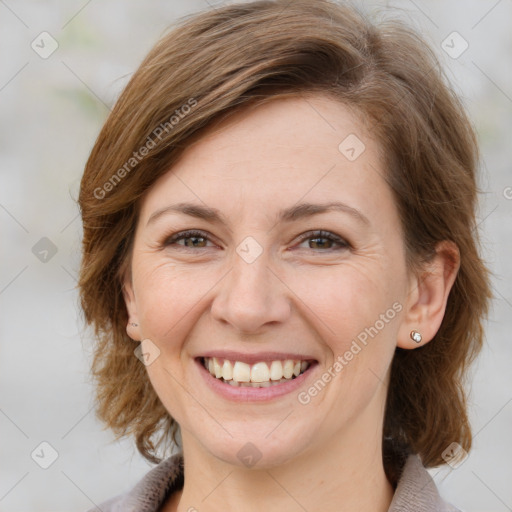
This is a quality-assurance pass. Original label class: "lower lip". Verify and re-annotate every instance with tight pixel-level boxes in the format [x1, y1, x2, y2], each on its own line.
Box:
[195, 358, 318, 402]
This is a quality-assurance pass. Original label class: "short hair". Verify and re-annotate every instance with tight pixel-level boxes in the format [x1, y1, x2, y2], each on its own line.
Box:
[77, 0, 492, 481]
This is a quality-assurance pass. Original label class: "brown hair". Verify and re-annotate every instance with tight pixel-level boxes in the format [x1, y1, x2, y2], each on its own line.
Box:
[77, 0, 492, 480]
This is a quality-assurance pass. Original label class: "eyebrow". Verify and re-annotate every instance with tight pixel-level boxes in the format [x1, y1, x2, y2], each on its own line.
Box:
[146, 200, 370, 228]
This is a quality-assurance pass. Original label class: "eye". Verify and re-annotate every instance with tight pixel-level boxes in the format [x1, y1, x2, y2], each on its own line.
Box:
[164, 229, 214, 249]
[294, 230, 349, 251]
[163, 229, 349, 252]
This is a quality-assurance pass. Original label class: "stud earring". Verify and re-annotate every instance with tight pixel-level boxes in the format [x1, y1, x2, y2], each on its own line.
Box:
[410, 330, 422, 343]
[130, 322, 138, 327]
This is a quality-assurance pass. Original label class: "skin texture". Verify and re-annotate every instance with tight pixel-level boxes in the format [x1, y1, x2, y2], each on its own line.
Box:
[122, 94, 459, 512]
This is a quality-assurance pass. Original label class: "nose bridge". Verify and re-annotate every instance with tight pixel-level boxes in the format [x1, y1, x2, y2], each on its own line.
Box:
[232, 243, 271, 298]
[211, 237, 290, 333]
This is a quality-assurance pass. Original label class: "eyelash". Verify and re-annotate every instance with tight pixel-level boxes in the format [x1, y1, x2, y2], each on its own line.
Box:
[163, 229, 350, 252]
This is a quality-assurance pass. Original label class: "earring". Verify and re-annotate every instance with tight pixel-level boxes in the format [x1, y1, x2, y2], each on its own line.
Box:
[410, 330, 422, 343]
[130, 322, 138, 327]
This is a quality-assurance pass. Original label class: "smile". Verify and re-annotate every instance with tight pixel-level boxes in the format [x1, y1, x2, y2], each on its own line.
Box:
[201, 356, 312, 387]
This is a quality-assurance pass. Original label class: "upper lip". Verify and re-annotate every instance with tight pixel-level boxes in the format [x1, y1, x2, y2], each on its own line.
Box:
[196, 351, 318, 365]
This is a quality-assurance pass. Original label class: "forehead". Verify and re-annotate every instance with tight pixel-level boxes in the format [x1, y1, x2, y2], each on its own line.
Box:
[139, 94, 392, 226]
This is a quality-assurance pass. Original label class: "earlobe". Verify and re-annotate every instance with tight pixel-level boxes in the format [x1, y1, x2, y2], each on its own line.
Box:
[397, 241, 460, 349]
[121, 271, 141, 341]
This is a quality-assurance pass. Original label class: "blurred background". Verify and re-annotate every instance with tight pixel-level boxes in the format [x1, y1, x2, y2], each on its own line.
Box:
[0, 0, 511, 510]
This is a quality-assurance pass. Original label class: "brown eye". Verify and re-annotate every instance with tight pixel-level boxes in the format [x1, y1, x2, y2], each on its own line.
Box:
[164, 230, 213, 249]
[296, 230, 349, 251]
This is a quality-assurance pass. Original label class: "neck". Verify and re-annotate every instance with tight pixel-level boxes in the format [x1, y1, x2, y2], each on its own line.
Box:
[170, 422, 394, 512]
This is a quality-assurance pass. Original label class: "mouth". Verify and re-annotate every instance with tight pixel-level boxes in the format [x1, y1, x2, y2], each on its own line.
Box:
[197, 356, 317, 388]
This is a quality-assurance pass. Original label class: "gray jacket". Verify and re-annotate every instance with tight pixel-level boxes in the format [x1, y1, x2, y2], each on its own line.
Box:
[90, 452, 461, 511]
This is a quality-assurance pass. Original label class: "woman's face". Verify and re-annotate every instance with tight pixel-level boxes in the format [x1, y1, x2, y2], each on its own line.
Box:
[123, 94, 414, 468]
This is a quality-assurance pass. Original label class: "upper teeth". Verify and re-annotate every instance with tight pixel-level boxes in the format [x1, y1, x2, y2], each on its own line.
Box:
[204, 357, 310, 383]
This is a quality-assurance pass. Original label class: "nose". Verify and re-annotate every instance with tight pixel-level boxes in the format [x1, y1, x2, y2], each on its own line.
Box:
[210, 247, 291, 335]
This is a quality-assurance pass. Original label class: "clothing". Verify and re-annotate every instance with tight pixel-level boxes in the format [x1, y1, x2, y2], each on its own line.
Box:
[90, 452, 461, 512]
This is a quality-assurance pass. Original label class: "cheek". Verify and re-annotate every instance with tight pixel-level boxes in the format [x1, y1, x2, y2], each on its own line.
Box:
[291, 260, 400, 346]
[305, 265, 402, 390]
[134, 260, 206, 342]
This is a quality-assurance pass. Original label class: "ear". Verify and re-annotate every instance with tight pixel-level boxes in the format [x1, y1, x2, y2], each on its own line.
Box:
[397, 240, 460, 349]
[121, 265, 141, 342]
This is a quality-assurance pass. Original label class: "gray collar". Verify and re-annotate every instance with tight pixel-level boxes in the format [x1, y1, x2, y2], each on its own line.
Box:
[388, 454, 460, 512]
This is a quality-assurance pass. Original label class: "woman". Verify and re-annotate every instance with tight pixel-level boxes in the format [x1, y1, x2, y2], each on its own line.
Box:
[78, 1, 491, 510]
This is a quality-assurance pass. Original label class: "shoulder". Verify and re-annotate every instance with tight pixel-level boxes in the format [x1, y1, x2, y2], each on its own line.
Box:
[389, 454, 461, 512]
[87, 452, 184, 512]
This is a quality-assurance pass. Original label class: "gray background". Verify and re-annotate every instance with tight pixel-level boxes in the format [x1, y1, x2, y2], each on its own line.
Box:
[1, 0, 511, 511]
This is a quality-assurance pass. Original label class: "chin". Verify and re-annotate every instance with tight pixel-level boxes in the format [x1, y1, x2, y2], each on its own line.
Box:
[198, 431, 311, 470]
